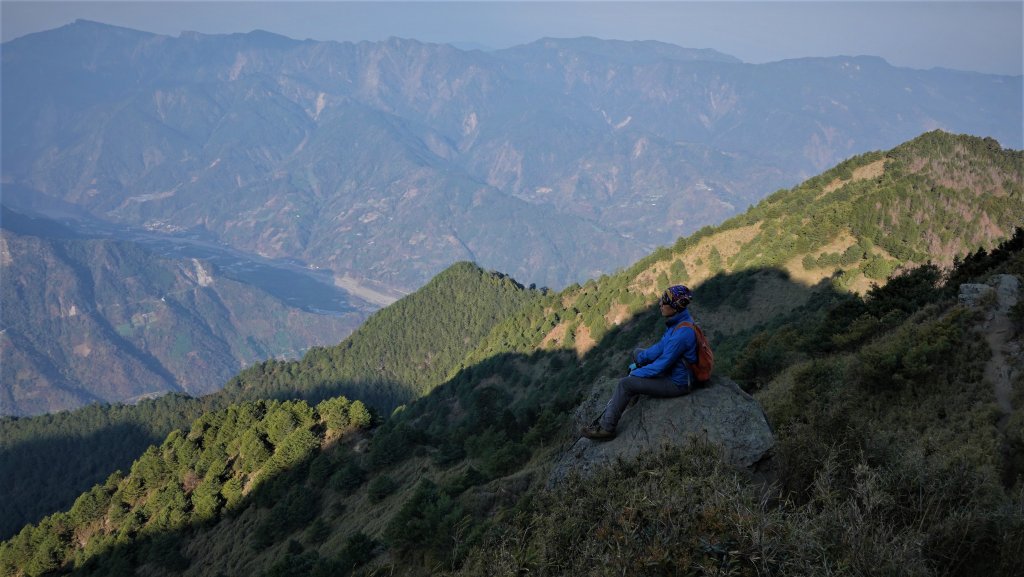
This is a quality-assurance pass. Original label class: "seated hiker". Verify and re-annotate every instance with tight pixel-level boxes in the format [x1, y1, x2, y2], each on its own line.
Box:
[581, 284, 699, 441]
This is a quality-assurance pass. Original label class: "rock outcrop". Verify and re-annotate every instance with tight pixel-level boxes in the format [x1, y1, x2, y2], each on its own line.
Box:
[959, 274, 1020, 309]
[959, 282, 996, 307]
[549, 375, 775, 486]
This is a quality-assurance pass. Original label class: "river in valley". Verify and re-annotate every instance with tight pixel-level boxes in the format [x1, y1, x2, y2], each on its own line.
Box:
[2, 205, 363, 316]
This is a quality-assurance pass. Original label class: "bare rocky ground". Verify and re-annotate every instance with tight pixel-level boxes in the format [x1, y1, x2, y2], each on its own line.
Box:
[961, 274, 1021, 427]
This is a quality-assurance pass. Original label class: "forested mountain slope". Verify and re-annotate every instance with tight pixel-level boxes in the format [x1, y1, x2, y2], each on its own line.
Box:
[3, 21, 1020, 290]
[0, 209, 362, 417]
[459, 131, 1022, 370]
[0, 262, 536, 541]
[218, 261, 540, 411]
[2, 131, 1022, 576]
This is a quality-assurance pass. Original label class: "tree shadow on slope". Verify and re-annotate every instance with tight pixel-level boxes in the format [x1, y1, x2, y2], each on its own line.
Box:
[0, 392, 227, 541]
[0, 368, 416, 543]
[0, 421, 159, 541]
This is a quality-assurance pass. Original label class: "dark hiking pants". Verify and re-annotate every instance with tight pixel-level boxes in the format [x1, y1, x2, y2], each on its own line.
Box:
[599, 375, 690, 432]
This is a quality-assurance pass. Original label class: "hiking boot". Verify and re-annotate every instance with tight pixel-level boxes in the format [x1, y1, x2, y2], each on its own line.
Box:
[581, 424, 615, 441]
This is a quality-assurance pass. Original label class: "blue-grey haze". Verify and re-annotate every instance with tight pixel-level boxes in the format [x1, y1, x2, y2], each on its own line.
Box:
[2, 1, 1022, 76]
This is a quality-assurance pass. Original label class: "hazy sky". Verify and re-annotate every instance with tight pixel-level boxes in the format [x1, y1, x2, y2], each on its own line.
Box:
[2, 1, 1022, 75]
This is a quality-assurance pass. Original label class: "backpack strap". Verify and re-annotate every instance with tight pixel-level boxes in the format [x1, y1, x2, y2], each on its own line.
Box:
[673, 321, 699, 362]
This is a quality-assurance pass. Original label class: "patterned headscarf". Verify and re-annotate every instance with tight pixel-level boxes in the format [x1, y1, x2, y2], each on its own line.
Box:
[661, 285, 693, 310]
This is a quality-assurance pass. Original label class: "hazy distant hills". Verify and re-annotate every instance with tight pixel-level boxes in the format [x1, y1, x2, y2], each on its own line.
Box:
[3, 20, 1020, 291]
[0, 209, 365, 417]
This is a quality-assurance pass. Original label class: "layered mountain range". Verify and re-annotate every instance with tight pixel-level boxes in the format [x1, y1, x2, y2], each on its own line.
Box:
[3, 20, 1020, 292]
[2, 132, 1022, 576]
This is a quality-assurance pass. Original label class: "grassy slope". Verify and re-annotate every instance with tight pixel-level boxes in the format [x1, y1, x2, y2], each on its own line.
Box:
[456, 239, 1024, 577]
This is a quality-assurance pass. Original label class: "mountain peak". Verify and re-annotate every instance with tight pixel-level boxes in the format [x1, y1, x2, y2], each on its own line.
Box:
[770, 54, 893, 71]
[499, 36, 742, 65]
[68, 18, 145, 33]
[4, 18, 156, 46]
[232, 28, 301, 48]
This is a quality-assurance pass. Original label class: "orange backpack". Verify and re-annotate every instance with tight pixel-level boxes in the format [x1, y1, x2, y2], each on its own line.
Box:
[676, 321, 714, 383]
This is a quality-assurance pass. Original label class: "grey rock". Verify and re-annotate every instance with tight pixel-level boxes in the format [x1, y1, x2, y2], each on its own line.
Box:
[990, 274, 1021, 310]
[959, 283, 996, 307]
[958, 274, 1020, 311]
[548, 375, 775, 486]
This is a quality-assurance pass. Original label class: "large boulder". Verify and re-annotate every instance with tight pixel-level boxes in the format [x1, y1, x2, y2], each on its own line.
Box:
[549, 375, 775, 486]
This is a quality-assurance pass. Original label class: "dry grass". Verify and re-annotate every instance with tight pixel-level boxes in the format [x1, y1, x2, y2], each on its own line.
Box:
[783, 231, 859, 286]
[561, 293, 579, 310]
[573, 325, 597, 357]
[782, 229, 902, 295]
[819, 158, 887, 197]
[632, 223, 763, 295]
[540, 321, 569, 349]
[539, 320, 597, 357]
[604, 302, 632, 327]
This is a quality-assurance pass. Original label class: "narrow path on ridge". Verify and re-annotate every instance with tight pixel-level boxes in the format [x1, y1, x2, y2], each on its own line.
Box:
[981, 275, 1020, 424]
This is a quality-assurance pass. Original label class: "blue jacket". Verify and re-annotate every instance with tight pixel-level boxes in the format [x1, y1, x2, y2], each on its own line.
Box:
[631, 309, 698, 387]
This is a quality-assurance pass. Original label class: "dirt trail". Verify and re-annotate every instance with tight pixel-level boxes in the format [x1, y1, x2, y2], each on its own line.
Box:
[980, 275, 1019, 418]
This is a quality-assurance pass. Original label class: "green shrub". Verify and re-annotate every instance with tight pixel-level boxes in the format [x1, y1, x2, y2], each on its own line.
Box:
[384, 480, 464, 564]
[338, 532, 377, 572]
[367, 476, 398, 503]
[330, 462, 366, 495]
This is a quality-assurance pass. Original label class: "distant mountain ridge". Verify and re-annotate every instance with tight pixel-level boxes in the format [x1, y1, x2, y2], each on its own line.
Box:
[3, 20, 1020, 291]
